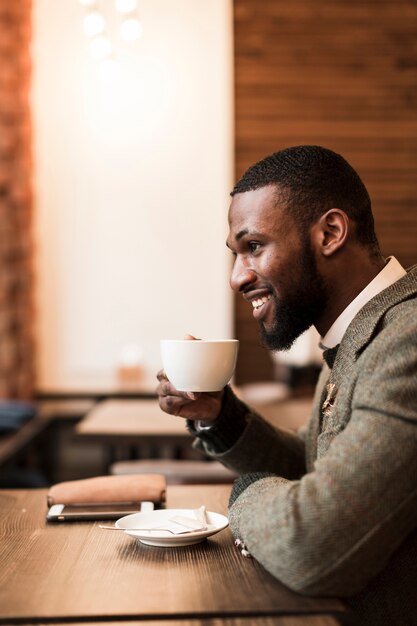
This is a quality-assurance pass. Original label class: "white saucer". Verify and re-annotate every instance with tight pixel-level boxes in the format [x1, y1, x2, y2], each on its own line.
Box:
[116, 508, 229, 547]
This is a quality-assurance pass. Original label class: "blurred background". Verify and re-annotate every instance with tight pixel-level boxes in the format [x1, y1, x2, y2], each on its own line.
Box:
[1, 0, 416, 486]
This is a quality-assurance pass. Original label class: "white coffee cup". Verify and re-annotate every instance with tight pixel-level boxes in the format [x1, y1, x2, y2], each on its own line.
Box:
[160, 339, 239, 392]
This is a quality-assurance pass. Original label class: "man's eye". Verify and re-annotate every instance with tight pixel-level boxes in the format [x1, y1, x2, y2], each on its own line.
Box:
[248, 242, 261, 253]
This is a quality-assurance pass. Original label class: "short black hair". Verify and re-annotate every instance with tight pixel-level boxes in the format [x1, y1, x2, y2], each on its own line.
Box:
[231, 145, 380, 254]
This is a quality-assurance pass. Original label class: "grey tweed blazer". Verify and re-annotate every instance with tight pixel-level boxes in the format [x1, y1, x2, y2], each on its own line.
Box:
[200, 265, 417, 626]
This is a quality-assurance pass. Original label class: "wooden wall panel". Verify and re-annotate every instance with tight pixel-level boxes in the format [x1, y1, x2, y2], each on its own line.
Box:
[233, 0, 417, 384]
[0, 0, 34, 398]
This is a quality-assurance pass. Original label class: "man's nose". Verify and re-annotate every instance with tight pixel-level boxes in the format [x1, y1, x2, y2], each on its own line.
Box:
[230, 257, 257, 292]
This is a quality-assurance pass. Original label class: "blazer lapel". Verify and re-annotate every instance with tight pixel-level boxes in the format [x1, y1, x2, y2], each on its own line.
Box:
[341, 264, 417, 361]
[311, 265, 417, 462]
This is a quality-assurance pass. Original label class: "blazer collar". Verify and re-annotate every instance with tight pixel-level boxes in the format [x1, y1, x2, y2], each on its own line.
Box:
[338, 264, 417, 360]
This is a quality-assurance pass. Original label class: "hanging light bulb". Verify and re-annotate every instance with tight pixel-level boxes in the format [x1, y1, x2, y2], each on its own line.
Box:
[115, 0, 137, 14]
[90, 34, 112, 60]
[121, 17, 143, 41]
[83, 11, 105, 37]
[79, 0, 145, 63]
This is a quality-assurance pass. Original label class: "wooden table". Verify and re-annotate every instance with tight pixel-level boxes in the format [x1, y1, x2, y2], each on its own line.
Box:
[74, 397, 312, 471]
[75, 399, 190, 446]
[0, 485, 345, 625]
[75, 397, 312, 446]
[2, 620, 343, 626]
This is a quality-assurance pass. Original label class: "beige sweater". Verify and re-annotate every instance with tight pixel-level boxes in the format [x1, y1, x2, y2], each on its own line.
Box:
[194, 265, 417, 626]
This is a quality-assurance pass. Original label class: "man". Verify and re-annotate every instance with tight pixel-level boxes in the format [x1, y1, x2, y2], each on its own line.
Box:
[156, 145, 417, 625]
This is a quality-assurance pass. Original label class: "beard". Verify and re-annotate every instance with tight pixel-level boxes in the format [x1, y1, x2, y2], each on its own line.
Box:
[259, 241, 327, 351]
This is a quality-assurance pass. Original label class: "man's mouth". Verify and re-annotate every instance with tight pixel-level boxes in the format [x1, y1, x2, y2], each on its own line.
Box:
[251, 294, 272, 310]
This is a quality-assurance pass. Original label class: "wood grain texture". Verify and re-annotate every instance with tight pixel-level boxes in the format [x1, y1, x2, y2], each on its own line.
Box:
[0, 486, 345, 623]
[26, 618, 342, 626]
[233, 0, 417, 383]
[75, 399, 189, 443]
[74, 397, 312, 446]
[0, 0, 34, 399]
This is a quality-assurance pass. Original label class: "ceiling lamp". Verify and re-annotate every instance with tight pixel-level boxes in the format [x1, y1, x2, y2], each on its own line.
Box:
[120, 17, 143, 41]
[83, 11, 105, 37]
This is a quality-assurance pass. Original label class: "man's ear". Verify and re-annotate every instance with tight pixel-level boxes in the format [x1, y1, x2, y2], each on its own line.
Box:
[311, 209, 350, 257]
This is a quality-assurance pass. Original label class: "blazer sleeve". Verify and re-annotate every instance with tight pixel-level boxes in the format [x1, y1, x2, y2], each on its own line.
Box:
[228, 313, 417, 597]
[190, 385, 307, 481]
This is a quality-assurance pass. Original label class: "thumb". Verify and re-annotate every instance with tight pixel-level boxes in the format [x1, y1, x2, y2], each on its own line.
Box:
[184, 334, 201, 340]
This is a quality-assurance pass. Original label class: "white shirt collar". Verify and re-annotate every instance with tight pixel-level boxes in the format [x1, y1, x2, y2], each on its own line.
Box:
[320, 256, 407, 349]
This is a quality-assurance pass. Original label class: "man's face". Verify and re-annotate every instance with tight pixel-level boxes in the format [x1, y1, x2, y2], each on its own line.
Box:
[227, 185, 327, 351]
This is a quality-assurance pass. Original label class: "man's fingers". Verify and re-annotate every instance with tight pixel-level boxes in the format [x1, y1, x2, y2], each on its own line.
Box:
[156, 369, 167, 382]
[157, 379, 182, 398]
[157, 375, 199, 399]
[159, 391, 195, 416]
[156, 361, 218, 421]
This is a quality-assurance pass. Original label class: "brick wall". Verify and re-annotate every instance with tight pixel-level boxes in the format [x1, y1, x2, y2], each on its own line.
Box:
[0, 0, 34, 399]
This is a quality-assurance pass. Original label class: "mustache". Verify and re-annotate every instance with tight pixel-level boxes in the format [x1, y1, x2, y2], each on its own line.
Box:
[242, 284, 275, 297]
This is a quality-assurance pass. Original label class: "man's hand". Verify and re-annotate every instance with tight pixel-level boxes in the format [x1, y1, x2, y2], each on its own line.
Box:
[156, 333, 224, 422]
[156, 369, 223, 423]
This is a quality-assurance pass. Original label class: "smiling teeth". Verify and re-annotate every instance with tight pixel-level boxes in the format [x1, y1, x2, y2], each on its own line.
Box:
[252, 295, 271, 309]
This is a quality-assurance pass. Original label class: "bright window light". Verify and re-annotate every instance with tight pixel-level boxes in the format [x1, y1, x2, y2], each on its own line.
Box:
[90, 35, 112, 60]
[99, 58, 121, 81]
